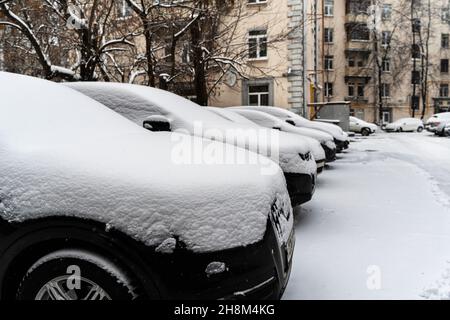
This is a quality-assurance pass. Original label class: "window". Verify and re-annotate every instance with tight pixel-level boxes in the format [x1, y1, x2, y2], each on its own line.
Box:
[182, 42, 191, 64]
[382, 111, 391, 124]
[412, 44, 421, 59]
[248, 84, 270, 106]
[324, 55, 334, 70]
[381, 83, 391, 98]
[412, 70, 421, 84]
[248, 29, 268, 59]
[348, 23, 370, 41]
[440, 84, 449, 97]
[324, 28, 334, 43]
[382, 58, 390, 72]
[325, 82, 333, 97]
[324, 0, 334, 16]
[382, 31, 391, 46]
[382, 4, 392, 20]
[441, 59, 449, 73]
[412, 19, 421, 33]
[348, 56, 355, 67]
[346, 0, 370, 14]
[117, 0, 132, 18]
[443, 34, 450, 49]
[349, 82, 365, 97]
[248, 0, 267, 4]
[442, 7, 450, 23]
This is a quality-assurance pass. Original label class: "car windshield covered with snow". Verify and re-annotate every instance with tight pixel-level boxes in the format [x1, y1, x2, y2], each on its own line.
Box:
[0, 72, 295, 300]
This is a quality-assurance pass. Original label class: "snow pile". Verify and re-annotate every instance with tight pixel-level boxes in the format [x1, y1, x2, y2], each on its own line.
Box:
[65, 82, 316, 175]
[0, 72, 293, 253]
[422, 265, 450, 300]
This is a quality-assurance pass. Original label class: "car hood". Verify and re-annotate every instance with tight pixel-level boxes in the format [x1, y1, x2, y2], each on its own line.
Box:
[0, 72, 293, 253]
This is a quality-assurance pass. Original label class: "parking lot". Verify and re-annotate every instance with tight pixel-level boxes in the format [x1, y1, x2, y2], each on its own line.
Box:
[285, 132, 450, 300]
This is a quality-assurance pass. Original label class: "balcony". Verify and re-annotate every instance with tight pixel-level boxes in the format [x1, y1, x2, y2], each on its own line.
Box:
[345, 96, 369, 104]
[345, 67, 372, 84]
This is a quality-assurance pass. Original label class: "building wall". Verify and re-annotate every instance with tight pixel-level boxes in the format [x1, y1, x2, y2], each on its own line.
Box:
[209, 0, 305, 115]
[305, 0, 448, 124]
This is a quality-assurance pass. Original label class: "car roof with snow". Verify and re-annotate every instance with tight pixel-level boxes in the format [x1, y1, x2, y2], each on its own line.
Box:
[65, 82, 246, 133]
[1, 72, 292, 253]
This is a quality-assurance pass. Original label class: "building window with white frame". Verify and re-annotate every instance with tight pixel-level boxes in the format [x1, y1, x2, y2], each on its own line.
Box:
[324, 82, 333, 97]
[117, 0, 133, 18]
[248, 29, 268, 59]
[248, 84, 270, 106]
[324, 28, 334, 43]
[248, 0, 267, 4]
[324, 55, 334, 70]
[440, 83, 449, 97]
[324, 0, 334, 16]
[382, 58, 390, 72]
[382, 4, 392, 20]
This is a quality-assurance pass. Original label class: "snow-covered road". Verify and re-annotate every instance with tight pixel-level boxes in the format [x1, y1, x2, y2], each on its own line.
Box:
[284, 132, 450, 300]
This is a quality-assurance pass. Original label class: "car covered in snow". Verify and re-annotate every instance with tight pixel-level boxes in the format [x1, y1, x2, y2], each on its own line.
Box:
[224, 108, 334, 171]
[385, 118, 424, 133]
[0, 72, 295, 300]
[349, 116, 378, 136]
[445, 123, 450, 137]
[231, 106, 350, 152]
[434, 119, 450, 137]
[66, 82, 318, 207]
[425, 112, 450, 133]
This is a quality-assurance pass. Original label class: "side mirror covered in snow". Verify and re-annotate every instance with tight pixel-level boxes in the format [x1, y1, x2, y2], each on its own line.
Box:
[143, 115, 172, 132]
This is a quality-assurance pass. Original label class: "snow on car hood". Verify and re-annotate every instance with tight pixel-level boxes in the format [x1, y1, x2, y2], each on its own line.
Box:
[65, 82, 316, 175]
[0, 72, 293, 253]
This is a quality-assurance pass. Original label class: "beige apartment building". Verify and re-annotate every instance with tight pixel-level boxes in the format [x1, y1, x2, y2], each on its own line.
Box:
[209, 0, 307, 116]
[305, 0, 450, 123]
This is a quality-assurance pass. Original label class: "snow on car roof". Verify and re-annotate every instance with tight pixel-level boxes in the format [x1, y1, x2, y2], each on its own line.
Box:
[65, 82, 241, 133]
[0, 72, 293, 253]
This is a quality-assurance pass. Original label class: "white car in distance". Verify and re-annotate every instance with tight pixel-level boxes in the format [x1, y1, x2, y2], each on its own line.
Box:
[349, 116, 378, 136]
[385, 118, 424, 133]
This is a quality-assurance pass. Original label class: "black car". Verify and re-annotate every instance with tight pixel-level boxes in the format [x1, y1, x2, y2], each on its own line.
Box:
[0, 72, 295, 300]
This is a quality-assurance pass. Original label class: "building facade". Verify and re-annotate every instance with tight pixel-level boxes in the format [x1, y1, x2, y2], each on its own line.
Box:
[305, 0, 450, 124]
[209, 0, 307, 116]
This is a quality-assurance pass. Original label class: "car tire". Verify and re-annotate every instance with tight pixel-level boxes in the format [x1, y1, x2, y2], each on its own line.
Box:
[417, 126, 424, 133]
[16, 249, 138, 300]
[361, 128, 371, 136]
[398, 127, 403, 132]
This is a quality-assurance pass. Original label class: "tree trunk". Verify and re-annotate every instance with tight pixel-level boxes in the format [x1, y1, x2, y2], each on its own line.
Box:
[190, 19, 208, 106]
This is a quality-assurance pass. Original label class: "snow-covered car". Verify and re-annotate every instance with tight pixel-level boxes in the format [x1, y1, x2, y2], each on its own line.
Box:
[385, 118, 424, 132]
[425, 112, 450, 133]
[66, 82, 317, 207]
[445, 123, 450, 137]
[224, 108, 333, 171]
[349, 116, 378, 136]
[434, 119, 450, 136]
[0, 72, 295, 300]
[231, 106, 350, 152]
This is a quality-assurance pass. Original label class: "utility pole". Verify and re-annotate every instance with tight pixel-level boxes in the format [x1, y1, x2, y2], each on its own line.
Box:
[313, 0, 319, 103]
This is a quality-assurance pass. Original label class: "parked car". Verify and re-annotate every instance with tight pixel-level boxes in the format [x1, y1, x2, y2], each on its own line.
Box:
[0, 72, 296, 300]
[224, 108, 333, 171]
[66, 82, 317, 207]
[435, 119, 450, 136]
[445, 123, 450, 137]
[425, 112, 450, 133]
[209, 107, 336, 164]
[231, 106, 350, 152]
[349, 116, 378, 136]
[385, 118, 424, 132]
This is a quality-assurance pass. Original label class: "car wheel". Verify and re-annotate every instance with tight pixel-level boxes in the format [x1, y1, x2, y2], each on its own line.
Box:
[16, 249, 138, 300]
[361, 128, 371, 136]
[398, 127, 403, 132]
[417, 126, 424, 133]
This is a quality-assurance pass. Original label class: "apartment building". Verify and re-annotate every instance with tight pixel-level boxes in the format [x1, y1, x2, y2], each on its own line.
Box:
[209, 0, 307, 116]
[305, 0, 450, 123]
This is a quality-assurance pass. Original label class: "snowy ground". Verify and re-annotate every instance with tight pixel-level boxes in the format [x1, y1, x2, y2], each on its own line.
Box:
[284, 132, 450, 300]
